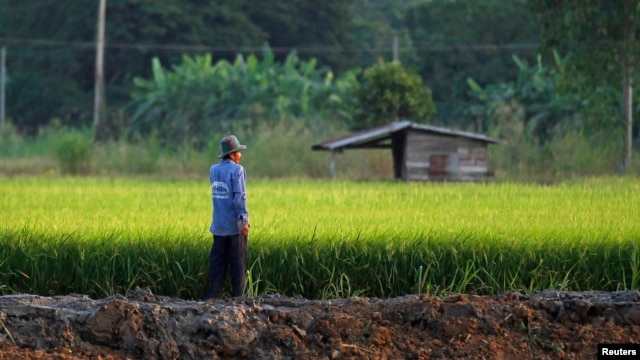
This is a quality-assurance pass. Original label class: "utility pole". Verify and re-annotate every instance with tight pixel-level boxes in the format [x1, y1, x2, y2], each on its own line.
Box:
[93, 0, 106, 131]
[621, 57, 633, 174]
[1, 46, 6, 127]
[623, 77, 633, 174]
[392, 36, 399, 62]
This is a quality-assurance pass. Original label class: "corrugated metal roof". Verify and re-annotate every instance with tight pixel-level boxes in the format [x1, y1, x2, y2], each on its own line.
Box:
[311, 120, 505, 151]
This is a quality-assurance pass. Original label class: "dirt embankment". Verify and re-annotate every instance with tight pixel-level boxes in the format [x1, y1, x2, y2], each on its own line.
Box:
[0, 288, 639, 359]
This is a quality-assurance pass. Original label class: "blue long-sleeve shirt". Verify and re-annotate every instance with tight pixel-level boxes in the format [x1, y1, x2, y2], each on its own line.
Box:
[209, 159, 249, 236]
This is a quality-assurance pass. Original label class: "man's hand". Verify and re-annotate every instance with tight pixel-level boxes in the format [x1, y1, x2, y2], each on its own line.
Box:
[238, 220, 250, 236]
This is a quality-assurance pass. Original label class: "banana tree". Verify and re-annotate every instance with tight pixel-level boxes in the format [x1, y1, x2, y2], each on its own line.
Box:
[127, 47, 360, 148]
[528, 0, 640, 173]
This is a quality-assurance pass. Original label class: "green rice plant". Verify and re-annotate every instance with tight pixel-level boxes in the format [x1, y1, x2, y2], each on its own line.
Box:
[0, 319, 16, 346]
[245, 264, 278, 298]
[321, 272, 366, 299]
[1, 176, 639, 299]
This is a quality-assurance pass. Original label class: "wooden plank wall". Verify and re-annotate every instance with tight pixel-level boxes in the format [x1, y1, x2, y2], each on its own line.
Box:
[405, 131, 488, 181]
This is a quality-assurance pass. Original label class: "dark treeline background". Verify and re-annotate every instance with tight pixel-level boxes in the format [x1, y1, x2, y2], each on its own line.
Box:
[0, 0, 638, 178]
[0, 0, 538, 132]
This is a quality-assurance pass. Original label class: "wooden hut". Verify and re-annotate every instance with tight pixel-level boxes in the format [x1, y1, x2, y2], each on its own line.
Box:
[311, 120, 505, 181]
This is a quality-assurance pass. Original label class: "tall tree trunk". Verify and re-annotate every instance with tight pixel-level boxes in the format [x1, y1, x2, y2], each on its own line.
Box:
[621, 0, 635, 174]
[627, 81, 633, 173]
[93, 0, 108, 142]
[622, 64, 633, 174]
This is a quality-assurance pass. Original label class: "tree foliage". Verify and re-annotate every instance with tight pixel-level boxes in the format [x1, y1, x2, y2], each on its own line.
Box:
[127, 48, 359, 148]
[0, 1, 96, 134]
[245, 0, 355, 73]
[351, 60, 435, 130]
[404, 0, 540, 127]
[0, 0, 357, 134]
[467, 52, 578, 142]
[3, 0, 633, 164]
[467, 52, 626, 176]
[346, 0, 420, 68]
[527, 0, 640, 82]
[528, 0, 640, 169]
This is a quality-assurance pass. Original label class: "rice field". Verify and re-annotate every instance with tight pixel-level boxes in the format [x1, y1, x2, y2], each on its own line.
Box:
[0, 176, 639, 299]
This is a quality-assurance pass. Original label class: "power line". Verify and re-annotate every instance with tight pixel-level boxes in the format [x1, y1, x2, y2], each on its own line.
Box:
[0, 37, 94, 50]
[412, 43, 539, 53]
[0, 36, 539, 54]
[8, 47, 91, 59]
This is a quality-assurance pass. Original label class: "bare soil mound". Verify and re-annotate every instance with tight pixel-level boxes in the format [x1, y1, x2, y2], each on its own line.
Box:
[0, 288, 639, 359]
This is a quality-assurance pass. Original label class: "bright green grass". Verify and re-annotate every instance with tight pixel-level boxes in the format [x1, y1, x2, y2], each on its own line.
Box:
[1, 176, 639, 299]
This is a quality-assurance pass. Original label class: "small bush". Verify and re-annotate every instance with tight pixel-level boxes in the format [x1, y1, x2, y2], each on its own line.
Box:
[0, 122, 23, 156]
[55, 130, 93, 175]
[96, 131, 163, 175]
[352, 60, 436, 131]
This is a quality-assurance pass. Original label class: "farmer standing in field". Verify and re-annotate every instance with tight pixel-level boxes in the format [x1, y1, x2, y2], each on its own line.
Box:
[203, 135, 250, 300]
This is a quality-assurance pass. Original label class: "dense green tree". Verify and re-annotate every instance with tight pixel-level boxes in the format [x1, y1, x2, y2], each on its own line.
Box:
[0, 0, 358, 135]
[246, 0, 356, 73]
[0, 1, 96, 134]
[467, 52, 578, 141]
[351, 60, 435, 130]
[0, 0, 268, 134]
[404, 0, 540, 128]
[105, 0, 267, 94]
[528, 0, 640, 172]
[345, 0, 420, 69]
[128, 48, 360, 148]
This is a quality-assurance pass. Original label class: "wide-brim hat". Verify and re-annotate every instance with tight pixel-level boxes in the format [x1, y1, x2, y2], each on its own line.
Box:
[217, 135, 247, 158]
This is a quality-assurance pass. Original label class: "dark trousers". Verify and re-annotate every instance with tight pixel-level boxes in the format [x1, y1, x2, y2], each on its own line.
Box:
[204, 234, 248, 299]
